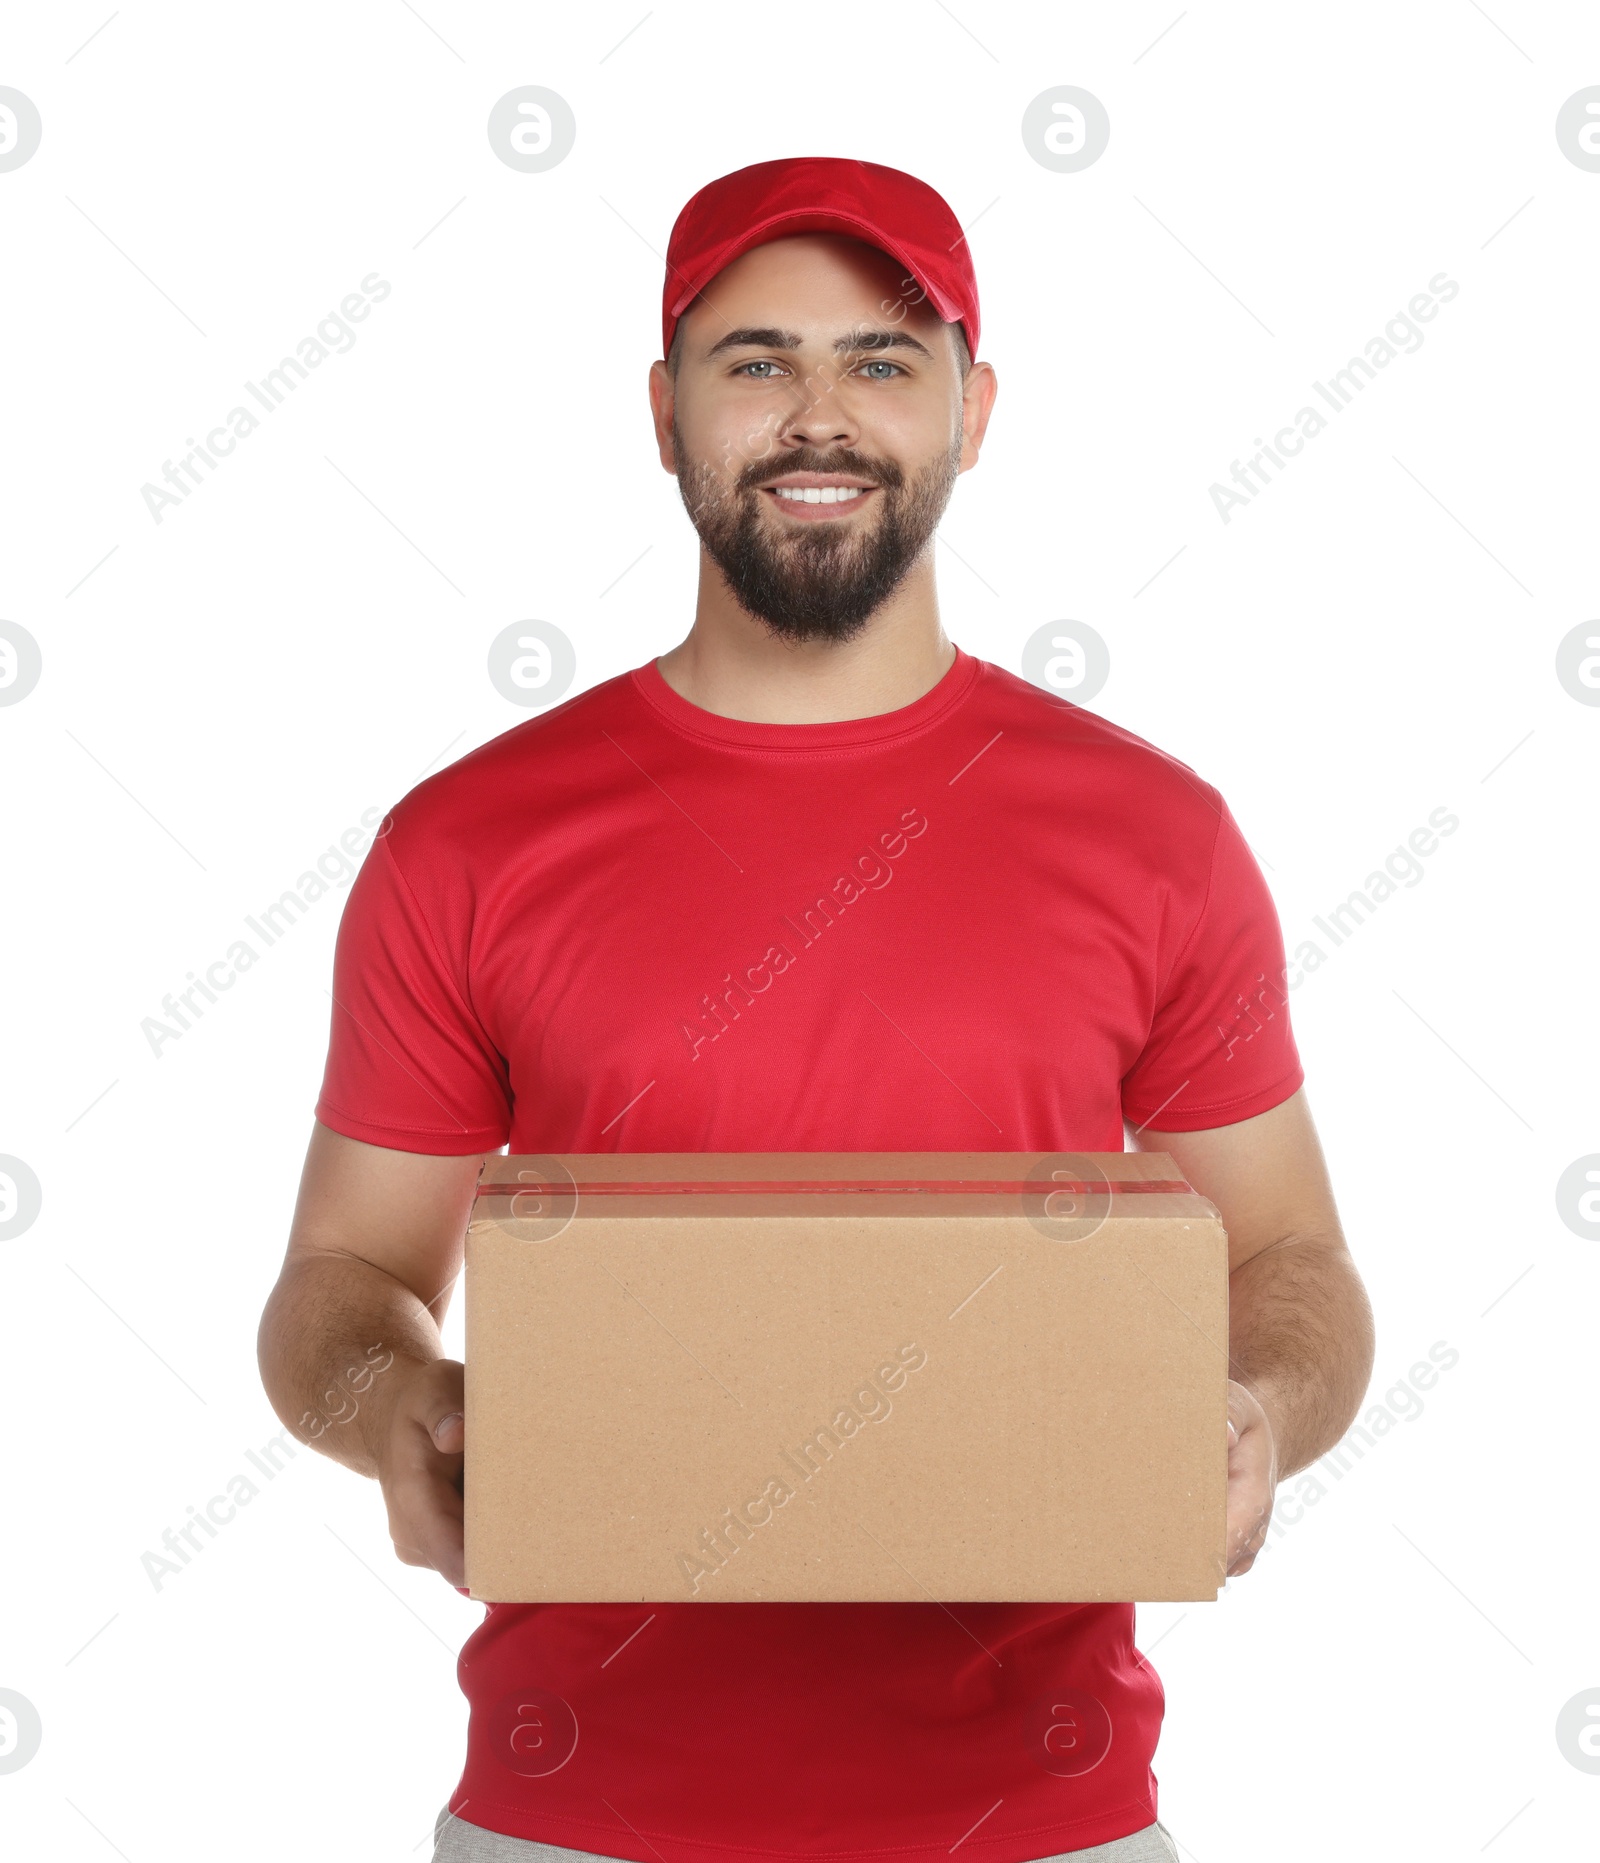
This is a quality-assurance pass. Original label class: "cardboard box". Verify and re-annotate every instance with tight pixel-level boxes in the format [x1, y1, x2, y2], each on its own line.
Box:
[463, 1151, 1229, 1604]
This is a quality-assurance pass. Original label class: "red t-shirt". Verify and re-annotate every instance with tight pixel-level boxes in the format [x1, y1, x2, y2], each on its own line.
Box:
[314, 648, 1302, 1863]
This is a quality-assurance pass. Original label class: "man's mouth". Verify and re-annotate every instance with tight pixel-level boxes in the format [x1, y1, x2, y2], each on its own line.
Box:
[757, 475, 879, 521]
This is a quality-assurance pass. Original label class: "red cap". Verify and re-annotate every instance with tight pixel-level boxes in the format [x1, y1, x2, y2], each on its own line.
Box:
[662, 156, 979, 364]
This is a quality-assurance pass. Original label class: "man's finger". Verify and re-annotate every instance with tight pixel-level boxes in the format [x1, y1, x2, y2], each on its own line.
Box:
[388, 1462, 467, 1580]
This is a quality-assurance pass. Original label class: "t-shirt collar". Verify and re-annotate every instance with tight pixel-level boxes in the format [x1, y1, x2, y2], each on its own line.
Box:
[630, 647, 981, 752]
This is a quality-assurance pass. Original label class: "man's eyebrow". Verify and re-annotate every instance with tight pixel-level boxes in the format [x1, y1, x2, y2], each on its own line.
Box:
[703, 325, 936, 361]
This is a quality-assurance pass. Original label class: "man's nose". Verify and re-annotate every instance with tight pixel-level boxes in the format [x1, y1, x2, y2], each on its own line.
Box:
[776, 370, 859, 452]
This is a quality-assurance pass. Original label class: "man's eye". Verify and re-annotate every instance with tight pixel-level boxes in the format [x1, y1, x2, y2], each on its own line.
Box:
[857, 359, 904, 379]
[735, 359, 786, 379]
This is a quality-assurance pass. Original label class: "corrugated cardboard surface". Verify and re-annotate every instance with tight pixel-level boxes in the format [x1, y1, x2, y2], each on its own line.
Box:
[464, 1152, 1229, 1604]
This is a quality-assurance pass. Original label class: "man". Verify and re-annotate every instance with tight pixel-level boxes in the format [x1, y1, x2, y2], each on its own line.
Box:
[258, 157, 1375, 1863]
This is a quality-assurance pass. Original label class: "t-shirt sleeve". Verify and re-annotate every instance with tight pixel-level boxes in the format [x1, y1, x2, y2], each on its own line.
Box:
[1120, 791, 1304, 1133]
[314, 830, 512, 1154]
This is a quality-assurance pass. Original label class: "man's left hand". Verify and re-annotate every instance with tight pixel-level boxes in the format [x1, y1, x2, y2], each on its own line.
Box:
[1224, 1379, 1279, 1578]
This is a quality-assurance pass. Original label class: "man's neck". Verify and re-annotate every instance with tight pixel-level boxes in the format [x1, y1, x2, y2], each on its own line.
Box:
[655, 557, 956, 725]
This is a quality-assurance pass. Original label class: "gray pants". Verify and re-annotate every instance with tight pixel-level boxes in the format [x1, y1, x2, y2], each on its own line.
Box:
[431, 1805, 1181, 1863]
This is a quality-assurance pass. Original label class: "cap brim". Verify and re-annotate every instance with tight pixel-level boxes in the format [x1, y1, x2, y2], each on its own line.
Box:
[669, 206, 964, 332]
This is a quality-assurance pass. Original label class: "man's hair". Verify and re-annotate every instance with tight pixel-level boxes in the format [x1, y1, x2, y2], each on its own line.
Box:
[949, 320, 972, 379]
[666, 312, 971, 381]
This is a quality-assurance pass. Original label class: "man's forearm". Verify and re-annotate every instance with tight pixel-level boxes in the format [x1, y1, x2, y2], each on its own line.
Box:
[256, 1252, 447, 1479]
[1227, 1233, 1375, 1477]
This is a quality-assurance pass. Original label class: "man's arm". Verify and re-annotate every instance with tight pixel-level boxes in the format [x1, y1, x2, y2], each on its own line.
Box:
[1131, 1087, 1375, 1575]
[256, 1122, 486, 1586]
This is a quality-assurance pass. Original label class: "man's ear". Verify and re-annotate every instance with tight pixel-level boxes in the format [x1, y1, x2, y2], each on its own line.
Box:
[648, 358, 677, 473]
[958, 359, 998, 473]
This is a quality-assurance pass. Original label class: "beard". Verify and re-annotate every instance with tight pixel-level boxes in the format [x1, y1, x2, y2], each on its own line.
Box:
[671, 417, 964, 644]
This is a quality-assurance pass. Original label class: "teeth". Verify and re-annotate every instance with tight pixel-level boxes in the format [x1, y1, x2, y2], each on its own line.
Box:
[773, 485, 866, 505]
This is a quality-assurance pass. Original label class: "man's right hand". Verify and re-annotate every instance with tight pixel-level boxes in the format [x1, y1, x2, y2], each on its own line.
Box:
[258, 1126, 487, 1590]
[374, 1357, 467, 1587]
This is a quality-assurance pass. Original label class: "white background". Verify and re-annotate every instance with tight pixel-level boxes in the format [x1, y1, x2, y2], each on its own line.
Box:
[2, 3, 1596, 1859]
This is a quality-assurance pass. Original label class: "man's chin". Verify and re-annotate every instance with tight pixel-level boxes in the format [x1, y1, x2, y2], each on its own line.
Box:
[748, 606, 875, 647]
[679, 466, 950, 642]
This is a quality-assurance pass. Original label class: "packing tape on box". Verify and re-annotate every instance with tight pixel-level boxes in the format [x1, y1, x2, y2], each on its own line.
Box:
[475, 1177, 1194, 1197]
